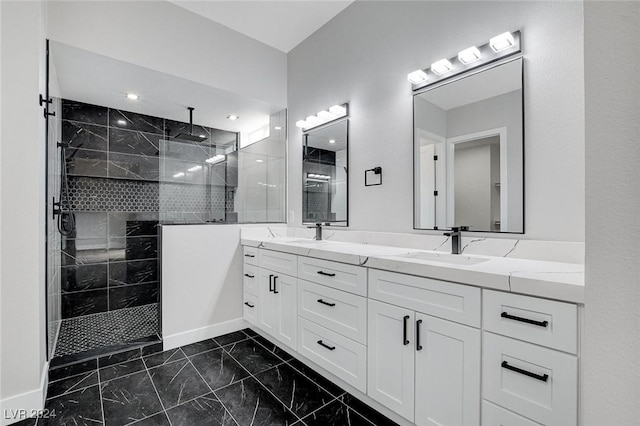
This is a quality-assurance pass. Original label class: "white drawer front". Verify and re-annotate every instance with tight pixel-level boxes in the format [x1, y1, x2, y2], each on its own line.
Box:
[243, 246, 258, 265]
[482, 400, 542, 426]
[244, 292, 259, 326]
[483, 333, 578, 426]
[243, 264, 258, 296]
[483, 290, 578, 354]
[259, 249, 297, 276]
[298, 256, 367, 296]
[369, 269, 481, 327]
[297, 317, 367, 392]
[298, 280, 367, 344]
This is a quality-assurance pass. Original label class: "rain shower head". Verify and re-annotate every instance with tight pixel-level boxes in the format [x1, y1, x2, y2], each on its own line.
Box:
[174, 107, 208, 142]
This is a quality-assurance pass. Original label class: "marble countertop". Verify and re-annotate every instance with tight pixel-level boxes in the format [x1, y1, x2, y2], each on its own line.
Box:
[241, 237, 585, 304]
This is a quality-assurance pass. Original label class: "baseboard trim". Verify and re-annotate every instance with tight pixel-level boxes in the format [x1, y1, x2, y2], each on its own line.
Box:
[163, 318, 247, 351]
[0, 361, 48, 426]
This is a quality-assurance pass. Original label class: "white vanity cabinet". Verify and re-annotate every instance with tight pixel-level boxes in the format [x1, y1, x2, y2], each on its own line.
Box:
[367, 270, 481, 426]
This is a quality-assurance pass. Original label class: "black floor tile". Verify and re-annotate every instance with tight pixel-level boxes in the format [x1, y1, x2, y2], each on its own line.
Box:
[47, 371, 99, 399]
[166, 393, 237, 426]
[242, 328, 258, 337]
[143, 348, 185, 368]
[341, 394, 399, 426]
[252, 334, 295, 361]
[224, 338, 284, 375]
[286, 358, 345, 398]
[101, 371, 163, 425]
[99, 358, 146, 382]
[299, 399, 372, 426]
[190, 348, 249, 391]
[180, 339, 220, 357]
[215, 377, 299, 426]
[214, 330, 249, 347]
[255, 363, 334, 419]
[7, 417, 37, 426]
[98, 348, 141, 368]
[127, 411, 171, 426]
[148, 359, 211, 410]
[41, 385, 103, 426]
[49, 359, 97, 382]
[141, 342, 164, 357]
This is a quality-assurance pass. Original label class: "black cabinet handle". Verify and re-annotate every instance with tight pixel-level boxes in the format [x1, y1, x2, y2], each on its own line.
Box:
[244, 273, 255, 278]
[317, 340, 336, 351]
[269, 274, 274, 292]
[244, 302, 255, 308]
[317, 299, 336, 307]
[273, 276, 279, 294]
[416, 319, 423, 351]
[403, 315, 410, 345]
[501, 312, 549, 328]
[317, 271, 336, 277]
[244, 254, 255, 258]
[501, 361, 549, 382]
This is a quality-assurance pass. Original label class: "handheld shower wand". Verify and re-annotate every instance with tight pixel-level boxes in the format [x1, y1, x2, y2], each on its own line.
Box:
[55, 142, 75, 237]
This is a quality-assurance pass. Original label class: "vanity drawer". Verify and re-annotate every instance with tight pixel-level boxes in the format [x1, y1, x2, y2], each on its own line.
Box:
[368, 269, 481, 327]
[298, 256, 367, 296]
[297, 317, 367, 392]
[298, 280, 367, 344]
[243, 293, 259, 326]
[243, 264, 258, 296]
[483, 332, 578, 426]
[243, 246, 258, 265]
[483, 290, 578, 354]
[259, 249, 297, 276]
[482, 400, 542, 426]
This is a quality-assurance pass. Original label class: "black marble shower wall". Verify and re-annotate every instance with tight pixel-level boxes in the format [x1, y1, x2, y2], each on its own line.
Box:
[59, 99, 238, 319]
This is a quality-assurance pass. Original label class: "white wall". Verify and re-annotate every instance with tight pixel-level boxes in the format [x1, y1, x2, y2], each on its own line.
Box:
[161, 225, 245, 349]
[287, 1, 584, 242]
[0, 1, 48, 423]
[46, 0, 287, 107]
[583, 2, 640, 425]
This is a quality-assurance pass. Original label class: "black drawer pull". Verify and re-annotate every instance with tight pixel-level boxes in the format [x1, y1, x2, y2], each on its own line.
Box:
[244, 302, 255, 308]
[273, 276, 279, 294]
[317, 340, 335, 351]
[416, 319, 423, 351]
[244, 254, 255, 258]
[269, 274, 274, 292]
[403, 315, 410, 345]
[317, 270, 336, 277]
[501, 361, 549, 382]
[244, 273, 255, 278]
[317, 299, 336, 307]
[501, 312, 549, 328]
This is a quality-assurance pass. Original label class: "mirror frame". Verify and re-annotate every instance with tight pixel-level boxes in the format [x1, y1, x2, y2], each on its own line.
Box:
[412, 57, 525, 233]
[302, 117, 349, 227]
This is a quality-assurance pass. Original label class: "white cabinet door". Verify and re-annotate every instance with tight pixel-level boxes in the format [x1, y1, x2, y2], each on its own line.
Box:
[367, 299, 415, 422]
[274, 273, 297, 351]
[258, 269, 277, 336]
[415, 314, 481, 426]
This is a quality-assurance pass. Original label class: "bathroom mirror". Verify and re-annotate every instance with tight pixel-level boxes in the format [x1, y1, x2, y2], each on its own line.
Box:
[413, 58, 523, 233]
[303, 119, 348, 225]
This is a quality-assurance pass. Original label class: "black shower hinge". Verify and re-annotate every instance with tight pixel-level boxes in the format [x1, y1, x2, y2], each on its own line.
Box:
[39, 94, 52, 106]
[40, 94, 56, 118]
[434, 155, 438, 161]
[434, 190, 439, 196]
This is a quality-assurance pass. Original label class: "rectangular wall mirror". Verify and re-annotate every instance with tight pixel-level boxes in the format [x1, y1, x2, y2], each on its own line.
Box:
[303, 119, 348, 225]
[413, 58, 523, 233]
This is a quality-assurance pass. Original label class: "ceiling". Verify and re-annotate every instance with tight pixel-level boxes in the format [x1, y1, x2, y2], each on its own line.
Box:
[168, 0, 354, 52]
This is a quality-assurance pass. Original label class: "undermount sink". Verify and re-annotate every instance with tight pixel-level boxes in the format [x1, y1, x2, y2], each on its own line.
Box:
[397, 251, 489, 266]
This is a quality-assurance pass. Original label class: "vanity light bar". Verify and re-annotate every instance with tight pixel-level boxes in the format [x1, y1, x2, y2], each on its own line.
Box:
[205, 154, 225, 164]
[297, 103, 348, 131]
[307, 173, 331, 180]
[409, 30, 521, 91]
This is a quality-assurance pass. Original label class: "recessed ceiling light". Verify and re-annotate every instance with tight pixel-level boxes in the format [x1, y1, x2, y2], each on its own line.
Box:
[173, 172, 185, 178]
[329, 139, 336, 144]
[199, 134, 206, 138]
[458, 46, 482, 65]
[490, 32, 515, 52]
[256, 159, 264, 163]
[126, 93, 139, 100]
[227, 114, 239, 121]
[187, 165, 202, 172]
[117, 119, 126, 125]
[274, 126, 282, 130]
[407, 69, 428, 84]
[431, 59, 453, 75]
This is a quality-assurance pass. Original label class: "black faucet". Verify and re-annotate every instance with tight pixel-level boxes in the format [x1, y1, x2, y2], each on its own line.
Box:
[307, 223, 323, 241]
[443, 226, 468, 254]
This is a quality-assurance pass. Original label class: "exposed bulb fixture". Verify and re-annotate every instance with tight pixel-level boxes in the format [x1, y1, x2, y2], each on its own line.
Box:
[187, 166, 202, 172]
[317, 110, 334, 121]
[173, 172, 185, 178]
[407, 69, 428, 84]
[458, 46, 481, 64]
[126, 93, 139, 100]
[306, 115, 319, 126]
[205, 155, 225, 164]
[431, 59, 453, 75]
[295, 120, 307, 128]
[117, 119, 127, 125]
[489, 32, 515, 52]
[329, 104, 346, 116]
[227, 114, 239, 121]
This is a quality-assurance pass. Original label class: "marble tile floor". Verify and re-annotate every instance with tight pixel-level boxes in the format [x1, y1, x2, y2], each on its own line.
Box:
[15, 329, 399, 426]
